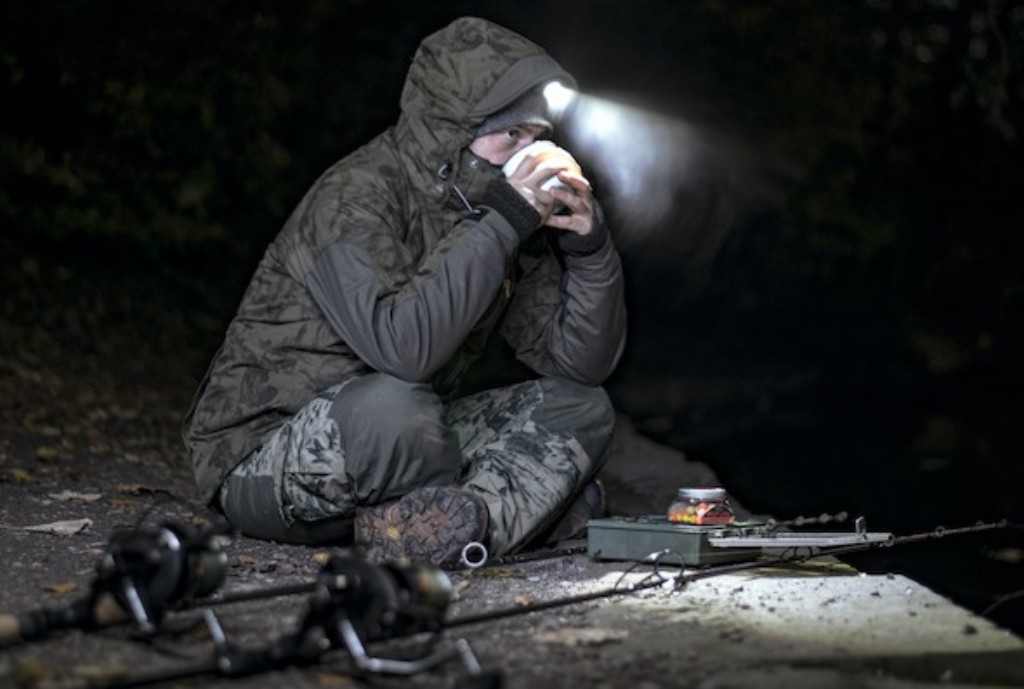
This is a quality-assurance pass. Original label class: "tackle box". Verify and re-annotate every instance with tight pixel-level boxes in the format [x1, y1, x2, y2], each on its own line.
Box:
[586, 516, 763, 566]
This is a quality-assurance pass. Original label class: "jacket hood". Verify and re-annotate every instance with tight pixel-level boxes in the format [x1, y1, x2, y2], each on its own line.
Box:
[396, 17, 576, 182]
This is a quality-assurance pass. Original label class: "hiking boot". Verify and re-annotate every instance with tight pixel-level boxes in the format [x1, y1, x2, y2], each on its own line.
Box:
[543, 479, 606, 544]
[354, 486, 488, 568]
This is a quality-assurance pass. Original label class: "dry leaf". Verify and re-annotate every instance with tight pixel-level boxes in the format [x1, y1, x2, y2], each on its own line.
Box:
[35, 445, 60, 461]
[533, 627, 629, 646]
[24, 415, 61, 437]
[11, 469, 35, 483]
[315, 672, 356, 687]
[72, 665, 129, 681]
[480, 567, 523, 578]
[44, 581, 79, 594]
[312, 551, 332, 567]
[24, 518, 93, 536]
[14, 659, 51, 683]
[107, 497, 142, 506]
[115, 483, 168, 496]
[513, 594, 536, 606]
[989, 547, 1024, 564]
[117, 483, 146, 494]
[110, 405, 139, 421]
[49, 490, 102, 503]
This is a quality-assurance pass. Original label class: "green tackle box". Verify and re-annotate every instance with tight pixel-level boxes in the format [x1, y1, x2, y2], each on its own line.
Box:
[586, 516, 763, 566]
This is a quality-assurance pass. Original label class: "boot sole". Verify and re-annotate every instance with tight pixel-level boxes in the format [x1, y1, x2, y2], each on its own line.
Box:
[354, 486, 488, 567]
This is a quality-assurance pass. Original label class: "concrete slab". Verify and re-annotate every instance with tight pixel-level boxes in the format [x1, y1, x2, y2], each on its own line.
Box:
[449, 556, 1024, 689]
[585, 561, 1020, 659]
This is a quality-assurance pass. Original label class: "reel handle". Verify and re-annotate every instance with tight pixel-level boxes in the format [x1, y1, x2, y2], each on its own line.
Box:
[0, 594, 127, 646]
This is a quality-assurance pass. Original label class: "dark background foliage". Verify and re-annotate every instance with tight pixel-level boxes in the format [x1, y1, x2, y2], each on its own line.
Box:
[2, 0, 1022, 629]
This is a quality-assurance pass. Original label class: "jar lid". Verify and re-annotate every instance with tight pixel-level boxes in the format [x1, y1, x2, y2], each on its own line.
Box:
[677, 487, 727, 500]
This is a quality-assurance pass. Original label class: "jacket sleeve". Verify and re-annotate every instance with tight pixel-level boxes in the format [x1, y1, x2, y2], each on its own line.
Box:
[499, 216, 628, 385]
[305, 206, 521, 382]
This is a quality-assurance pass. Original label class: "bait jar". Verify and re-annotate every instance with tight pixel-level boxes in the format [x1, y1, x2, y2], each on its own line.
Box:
[667, 487, 735, 525]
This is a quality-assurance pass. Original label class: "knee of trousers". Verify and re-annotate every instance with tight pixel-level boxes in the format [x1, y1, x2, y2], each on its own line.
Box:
[220, 473, 354, 545]
[534, 377, 616, 470]
[329, 373, 462, 502]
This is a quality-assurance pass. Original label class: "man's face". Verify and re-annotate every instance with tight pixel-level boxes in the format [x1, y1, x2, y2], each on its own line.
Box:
[469, 124, 549, 166]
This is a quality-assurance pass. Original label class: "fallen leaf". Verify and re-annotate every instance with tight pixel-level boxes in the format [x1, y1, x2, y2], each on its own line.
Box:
[49, 490, 103, 503]
[24, 518, 93, 536]
[513, 594, 536, 606]
[71, 665, 129, 681]
[312, 551, 332, 567]
[479, 567, 523, 578]
[533, 627, 629, 646]
[110, 405, 139, 421]
[35, 445, 60, 461]
[76, 388, 98, 406]
[315, 672, 356, 687]
[188, 622, 214, 642]
[107, 497, 142, 506]
[11, 469, 34, 483]
[115, 483, 170, 496]
[44, 581, 79, 594]
[14, 659, 51, 683]
[117, 483, 146, 494]
[989, 548, 1024, 564]
[24, 416, 62, 437]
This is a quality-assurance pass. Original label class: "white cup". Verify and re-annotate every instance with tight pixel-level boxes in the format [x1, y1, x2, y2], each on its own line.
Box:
[501, 141, 577, 193]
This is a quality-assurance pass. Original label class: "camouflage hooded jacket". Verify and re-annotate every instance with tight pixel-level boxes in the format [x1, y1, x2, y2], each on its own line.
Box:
[183, 17, 628, 503]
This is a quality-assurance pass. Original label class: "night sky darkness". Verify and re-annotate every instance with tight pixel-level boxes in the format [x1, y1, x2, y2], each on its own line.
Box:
[2, 2, 1022, 631]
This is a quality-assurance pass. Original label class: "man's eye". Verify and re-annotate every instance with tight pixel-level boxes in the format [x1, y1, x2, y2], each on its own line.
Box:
[504, 128, 522, 141]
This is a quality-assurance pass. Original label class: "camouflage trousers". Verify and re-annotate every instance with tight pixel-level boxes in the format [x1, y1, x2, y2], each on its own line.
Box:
[220, 374, 615, 555]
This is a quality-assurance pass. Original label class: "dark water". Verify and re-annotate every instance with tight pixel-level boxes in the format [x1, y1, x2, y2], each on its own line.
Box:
[647, 388, 1024, 637]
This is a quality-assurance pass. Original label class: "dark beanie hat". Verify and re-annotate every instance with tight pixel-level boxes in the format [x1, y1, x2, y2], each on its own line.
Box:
[476, 89, 552, 136]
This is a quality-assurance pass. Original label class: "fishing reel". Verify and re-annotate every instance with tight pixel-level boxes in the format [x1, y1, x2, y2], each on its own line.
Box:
[205, 553, 499, 686]
[301, 555, 500, 686]
[1, 520, 228, 644]
[310, 554, 453, 643]
[94, 520, 229, 632]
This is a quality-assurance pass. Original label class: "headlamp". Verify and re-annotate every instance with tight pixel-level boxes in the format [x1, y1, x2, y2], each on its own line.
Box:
[543, 81, 576, 117]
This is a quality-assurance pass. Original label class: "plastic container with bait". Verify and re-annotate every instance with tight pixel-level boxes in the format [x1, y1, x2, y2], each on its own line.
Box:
[667, 487, 736, 525]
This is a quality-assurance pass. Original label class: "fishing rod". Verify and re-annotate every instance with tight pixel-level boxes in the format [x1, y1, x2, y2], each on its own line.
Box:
[0, 520, 228, 646]
[0, 519, 500, 686]
[77, 554, 501, 689]
[0, 522, 580, 649]
[444, 518, 1013, 630]
[171, 540, 590, 610]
